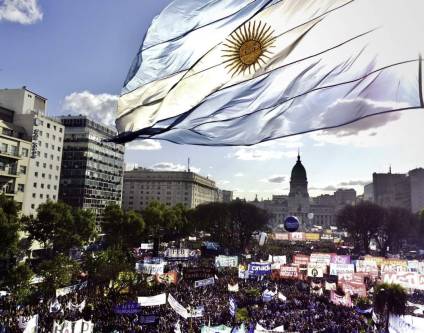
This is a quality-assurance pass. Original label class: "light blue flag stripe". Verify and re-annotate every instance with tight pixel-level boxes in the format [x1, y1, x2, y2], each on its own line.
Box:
[123, 0, 275, 93]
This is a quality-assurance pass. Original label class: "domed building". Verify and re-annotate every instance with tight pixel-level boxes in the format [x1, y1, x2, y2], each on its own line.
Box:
[251, 153, 356, 230]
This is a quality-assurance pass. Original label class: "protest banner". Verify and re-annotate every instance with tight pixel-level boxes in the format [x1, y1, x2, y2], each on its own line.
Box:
[194, 277, 215, 288]
[135, 262, 165, 275]
[363, 256, 385, 266]
[341, 281, 367, 297]
[273, 233, 289, 241]
[325, 281, 337, 291]
[329, 263, 354, 276]
[330, 291, 352, 307]
[140, 243, 153, 250]
[183, 267, 216, 280]
[238, 264, 249, 279]
[279, 266, 299, 279]
[165, 248, 191, 260]
[248, 262, 271, 276]
[383, 272, 424, 290]
[215, 255, 238, 268]
[56, 281, 88, 297]
[52, 319, 94, 333]
[156, 271, 178, 285]
[310, 253, 334, 265]
[289, 232, 305, 241]
[114, 301, 140, 314]
[137, 293, 167, 306]
[338, 272, 366, 284]
[308, 264, 324, 277]
[268, 255, 287, 265]
[389, 315, 424, 333]
[293, 254, 310, 266]
[305, 233, 320, 241]
[200, 325, 232, 333]
[381, 263, 408, 274]
[139, 315, 158, 324]
[19, 315, 38, 333]
[330, 255, 351, 264]
[355, 260, 378, 277]
[168, 294, 190, 319]
[228, 283, 239, 292]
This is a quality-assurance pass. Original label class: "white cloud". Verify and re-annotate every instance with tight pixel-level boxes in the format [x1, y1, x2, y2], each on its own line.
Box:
[62, 91, 118, 128]
[151, 162, 200, 174]
[234, 173, 244, 177]
[230, 147, 297, 161]
[217, 180, 230, 186]
[0, 0, 42, 24]
[338, 180, 370, 187]
[126, 140, 162, 151]
[124, 163, 139, 171]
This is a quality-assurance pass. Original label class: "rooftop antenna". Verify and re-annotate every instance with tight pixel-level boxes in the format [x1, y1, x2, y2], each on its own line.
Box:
[297, 148, 301, 161]
[389, 165, 392, 174]
[187, 157, 191, 172]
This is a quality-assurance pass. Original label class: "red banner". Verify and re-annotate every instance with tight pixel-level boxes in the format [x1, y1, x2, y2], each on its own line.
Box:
[279, 266, 299, 279]
[340, 281, 367, 297]
[293, 254, 310, 266]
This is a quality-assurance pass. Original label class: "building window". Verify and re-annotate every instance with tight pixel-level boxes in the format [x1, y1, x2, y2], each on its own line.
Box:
[32, 193, 36, 198]
[58, 147, 61, 152]
[47, 123, 50, 129]
[53, 125, 56, 131]
[45, 142, 48, 148]
[21, 148, 29, 157]
[44, 153, 47, 158]
[33, 182, 37, 188]
[41, 184, 44, 189]
[31, 204, 35, 209]
[43, 163, 46, 168]
[36, 161, 39, 167]
[35, 172, 38, 177]
[59, 128, 63, 133]
[40, 194, 43, 198]
[53, 195, 56, 200]
[18, 184, 24, 192]
[42, 173, 45, 178]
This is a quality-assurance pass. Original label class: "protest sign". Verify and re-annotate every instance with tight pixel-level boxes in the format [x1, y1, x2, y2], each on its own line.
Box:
[355, 260, 378, 277]
[140, 243, 153, 250]
[168, 294, 190, 319]
[183, 267, 216, 280]
[165, 248, 192, 260]
[293, 254, 310, 266]
[383, 272, 424, 290]
[56, 281, 88, 297]
[156, 271, 178, 285]
[305, 233, 320, 241]
[19, 315, 38, 333]
[329, 263, 354, 276]
[279, 266, 299, 279]
[330, 291, 352, 307]
[289, 232, 305, 241]
[307, 263, 326, 277]
[273, 233, 289, 241]
[269, 255, 287, 264]
[135, 262, 165, 275]
[228, 283, 239, 292]
[52, 319, 94, 333]
[330, 255, 351, 264]
[137, 293, 167, 306]
[194, 277, 215, 288]
[325, 281, 337, 291]
[341, 281, 367, 297]
[310, 253, 334, 265]
[248, 262, 271, 276]
[215, 255, 238, 268]
[114, 301, 140, 314]
[238, 264, 249, 279]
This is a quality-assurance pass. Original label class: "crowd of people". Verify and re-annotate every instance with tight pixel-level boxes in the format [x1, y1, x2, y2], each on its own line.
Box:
[0, 266, 380, 333]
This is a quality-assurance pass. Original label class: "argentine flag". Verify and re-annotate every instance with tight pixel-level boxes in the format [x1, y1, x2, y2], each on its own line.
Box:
[114, 0, 424, 145]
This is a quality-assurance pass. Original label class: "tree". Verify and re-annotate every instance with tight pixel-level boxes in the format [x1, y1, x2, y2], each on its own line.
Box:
[102, 204, 145, 249]
[38, 254, 80, 296]
[337, 202, 385, 254]
[192, 200, 269, 252]
[375, 207, 415, 256]
[4, 263, 34, 303]
[374, 283, 407, 332]
[0, 195, 21, 263]
[22, 201, 96, 255]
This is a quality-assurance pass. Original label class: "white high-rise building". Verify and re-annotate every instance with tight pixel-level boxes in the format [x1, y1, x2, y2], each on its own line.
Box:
[0, 87, 64, 215]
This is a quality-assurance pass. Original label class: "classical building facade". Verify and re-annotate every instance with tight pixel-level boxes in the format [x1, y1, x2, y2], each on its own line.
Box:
[59, 116, 125, 221]
[122, 168, 219, 211]
[251, 154, 355, 229]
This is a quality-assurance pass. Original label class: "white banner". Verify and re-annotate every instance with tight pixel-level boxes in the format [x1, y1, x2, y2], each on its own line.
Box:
[19, 315, 38, 333]
[389, 315, 424, 333]
[194, 277, 215, 288]
[168, 294, 189, 319]
[56, 281, 88, 297]
[307, 263, 326, 277]
[53, 319, 94, 333]
[136, 262, 165, 275]
[268, 255, 287, 265]
[215, 255, 238, 268]
[383, 272, 424, 290]
[310, 253, 333, 265]
[329, 263, 354, 276]
[325, 282, 337, 291]
[228, 283, 239, 292]
[140, 243, 154, 250]
[165, 248, 191, 259]
[137, 293, 167, 306]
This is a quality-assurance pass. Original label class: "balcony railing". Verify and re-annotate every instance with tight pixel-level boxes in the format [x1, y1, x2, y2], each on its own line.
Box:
[0, 168, 18, 176]
[0, 149, 21, 158]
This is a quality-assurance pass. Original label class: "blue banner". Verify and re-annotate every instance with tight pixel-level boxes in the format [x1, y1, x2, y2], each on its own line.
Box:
[248, 262, 271, 276]
[114, 301, 141, 314]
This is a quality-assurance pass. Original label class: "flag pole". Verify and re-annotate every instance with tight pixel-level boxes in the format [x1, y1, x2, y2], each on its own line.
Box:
[419, 54, 424, 108]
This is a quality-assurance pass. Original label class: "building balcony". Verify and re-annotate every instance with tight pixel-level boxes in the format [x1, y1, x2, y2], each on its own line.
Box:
[0, 149, 22, 160]
[0, 169, 19, 178]
[1, 189, 16, 196]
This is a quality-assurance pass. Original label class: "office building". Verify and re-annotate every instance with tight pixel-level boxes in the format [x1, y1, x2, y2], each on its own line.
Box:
[59, 115, 124, 221]
[123, 168, 219, 211]
[0, 87, 64, 215]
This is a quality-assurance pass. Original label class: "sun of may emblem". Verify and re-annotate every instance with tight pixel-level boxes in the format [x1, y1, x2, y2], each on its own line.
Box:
[223, 21, 275, 76]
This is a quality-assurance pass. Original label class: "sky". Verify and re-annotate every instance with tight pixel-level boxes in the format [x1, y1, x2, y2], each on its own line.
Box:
[1, 0, 424, 201]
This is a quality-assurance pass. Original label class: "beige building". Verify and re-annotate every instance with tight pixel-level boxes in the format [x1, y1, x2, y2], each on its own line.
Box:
[123, 168, 219, 211]
[0, 117, 31, 208]
[0, 87, 64, 215]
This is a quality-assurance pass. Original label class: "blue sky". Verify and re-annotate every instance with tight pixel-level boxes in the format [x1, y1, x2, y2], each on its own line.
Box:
[1, 0, 424, 200]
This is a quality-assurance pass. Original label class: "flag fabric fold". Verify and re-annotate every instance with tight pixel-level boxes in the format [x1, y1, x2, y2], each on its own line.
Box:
[114, 0, 424, 145]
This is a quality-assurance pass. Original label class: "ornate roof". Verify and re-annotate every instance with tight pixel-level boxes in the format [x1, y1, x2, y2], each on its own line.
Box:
[290, 153, 307, 182]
